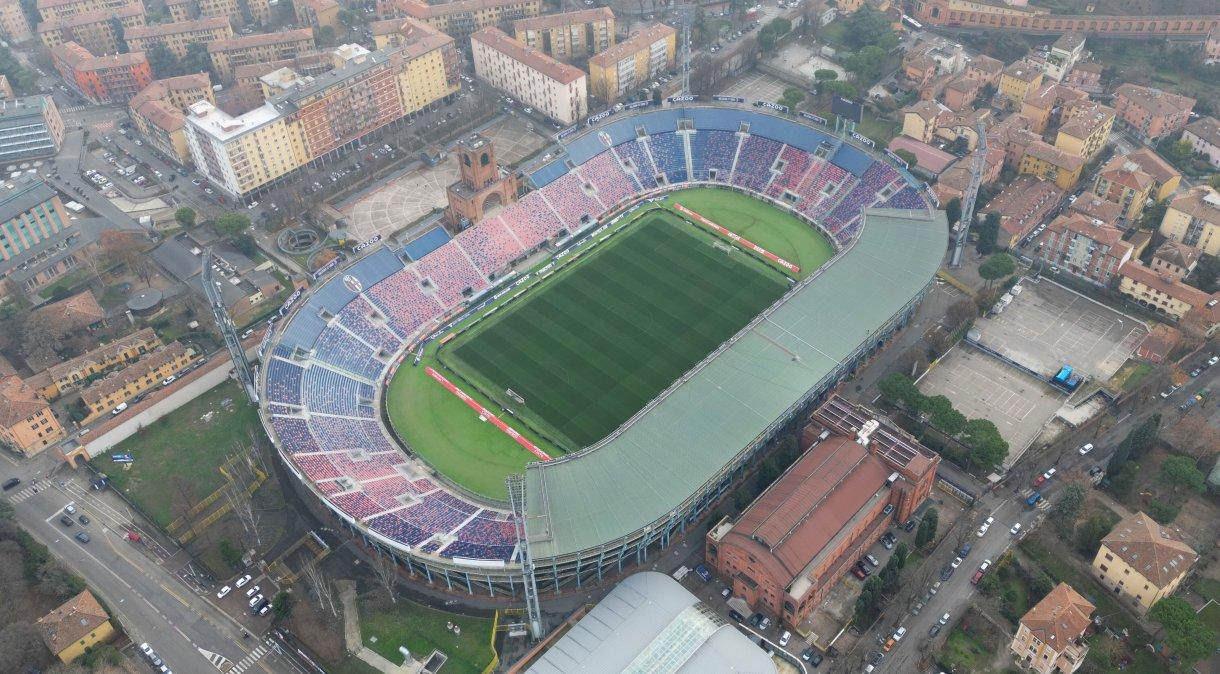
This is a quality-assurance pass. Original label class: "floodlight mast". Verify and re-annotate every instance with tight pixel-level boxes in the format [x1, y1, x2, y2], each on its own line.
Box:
[202, 247, 259, 403]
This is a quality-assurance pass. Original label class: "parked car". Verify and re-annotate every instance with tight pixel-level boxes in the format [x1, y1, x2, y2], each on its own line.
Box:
[1010, 523, 1023, 535]
[59, 515, 73, 527]
[75, 532, 90, 543]
[779, 630, 791, 647]
[903, 519, 917, 532]
[77, 514, 89, 525]
[235, 574, 252, 587]
[721, 587, 731, 599]
[928, 624, 942, 637]
[939, 612, 951, 625]
[246, 585, 260, 598]
[217, 586, 232, 599]
[1078, 443, 1094, 455]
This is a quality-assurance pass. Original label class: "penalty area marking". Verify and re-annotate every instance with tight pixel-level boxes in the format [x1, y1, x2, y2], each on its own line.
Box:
[672, 202, 801, 275]
[424, 366, 552, 461]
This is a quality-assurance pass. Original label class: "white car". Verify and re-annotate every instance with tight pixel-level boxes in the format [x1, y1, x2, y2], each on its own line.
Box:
[235, 574, 252, 588]
[1078, 443, 1094, 455]
[939, 612, 951, 625]
[976, 524, 989, 537]
[1042, 468, 1056, 481]
[978, 559, 992, 574]
[1010, 523, 1023, 535]
[950, 557, 963, 569]
[139, 643, 154, 657]
[216, 585, 232, 599]
[779, 630, 791, 647]
[161, 375, 176, 386]
[1209, 356, 1219, 366]
[893, 626, 907, 641]
[245, 585, 260, 598]
[248, 594, 264, 608]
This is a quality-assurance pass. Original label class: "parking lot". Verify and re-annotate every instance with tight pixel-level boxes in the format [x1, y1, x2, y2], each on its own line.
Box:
[918, 347, 1067, 468]
[718, 70, 789, 102]
[975, 278, 1147, 381]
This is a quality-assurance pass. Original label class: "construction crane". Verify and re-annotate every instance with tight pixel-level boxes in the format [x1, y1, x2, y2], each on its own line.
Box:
[950, 119, 989, 268]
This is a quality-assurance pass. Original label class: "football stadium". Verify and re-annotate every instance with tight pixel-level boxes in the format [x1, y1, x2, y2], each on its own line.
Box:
[258, 103, 947, 596]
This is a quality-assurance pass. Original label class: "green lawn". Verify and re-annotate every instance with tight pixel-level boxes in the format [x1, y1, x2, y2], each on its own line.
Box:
[1201, 601, 1220, 634]
[360, 599, 495, 674]
[663, 188, 835, 279]
[94, 381, 261, 527]
[1194, 577, 1220, 603]
[939, 628, 990, 673]
[443, 210, 790, 448]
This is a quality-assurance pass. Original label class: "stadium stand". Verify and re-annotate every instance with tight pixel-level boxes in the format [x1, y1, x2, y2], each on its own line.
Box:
[614, 140, 659, 189]
[265, 359, 304, 406]
[732, 135, 783, 192]
[454, 215, 526, 277]
[314, 326, 383, 380]
[337, 299, 401, 350]
[413, 242, 489, 307]
[301, 367, 375, 417]
[501, 190, 567, 249]
[541, 172, 605, 226]
[578, 151, 639, 207]
[403, 227, 452, 261]
[366, 268, 444, 338]
[767, 145, 814, 198]
[689, 129, 739, 180]
[647, 132, 688, 183]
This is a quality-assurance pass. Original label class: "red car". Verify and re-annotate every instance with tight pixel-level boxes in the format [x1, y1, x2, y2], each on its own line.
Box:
[1032, 474, 1047, 488]
[851, 567, 867, 580]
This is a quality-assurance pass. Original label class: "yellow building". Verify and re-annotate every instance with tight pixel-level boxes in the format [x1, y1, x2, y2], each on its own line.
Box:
[295, 0, 341, 31]
[129, 72, 214, 165]
[40, 327, 162, 399]
[513, 7, 614, 61]
[165, 0, 270, 24]
[587, 22, 676, 104]
[184, 100, 307, 200]
[208, 28, 316, 81]
[125, 17, 233, 60]
[900, 100, 988, 150]
[1016, 138, 1084, 191]
[1093, 154, 1153, 223]
[1158, 186, 1220, 256]
[399, 0, 542, 39]
[1118, 261, 1220, 335]
[37, 591, 115, 663]
[0, 0, 33, 43]
[1125, 148, 1180, 203]
[1009, 583, 1093, 674]
[1093, 511, 1197, 613]
[37, 5, 145, 54]
[79, 342, 193, 421]
[35, 0, 139, 21]
[0, 375, 65, 455]
[1054, 100, 1114, 162]
[998, 59, 1043, 109]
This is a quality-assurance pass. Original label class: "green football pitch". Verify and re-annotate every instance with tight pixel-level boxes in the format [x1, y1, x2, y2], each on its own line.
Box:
[384, 187, 833, 499]
[442, 209, 790, 448]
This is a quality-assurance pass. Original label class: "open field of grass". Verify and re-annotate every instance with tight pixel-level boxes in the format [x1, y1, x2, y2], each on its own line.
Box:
[359, 599, 495, 674]
[94, 381, 260, 527]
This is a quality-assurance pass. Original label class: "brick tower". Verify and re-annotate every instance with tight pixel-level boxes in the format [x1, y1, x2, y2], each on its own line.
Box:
[445, 134, 520, 229]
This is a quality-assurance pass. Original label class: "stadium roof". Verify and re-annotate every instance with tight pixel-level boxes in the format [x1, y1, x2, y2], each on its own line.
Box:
[524, 208, 946, 559]
[524, 572, 775, 674]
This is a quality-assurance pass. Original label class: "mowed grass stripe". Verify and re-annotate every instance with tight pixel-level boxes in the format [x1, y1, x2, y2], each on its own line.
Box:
[447, 212, 787, 446]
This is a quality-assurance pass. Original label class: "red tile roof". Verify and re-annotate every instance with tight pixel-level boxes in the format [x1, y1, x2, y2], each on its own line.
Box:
[1020, 583, 1093, 650]
[1101, 511, 1197, 587]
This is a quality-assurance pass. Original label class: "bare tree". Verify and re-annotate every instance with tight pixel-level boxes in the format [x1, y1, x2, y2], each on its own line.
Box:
[300, 561, 337, 617]
[370, 552, 399, 604]
[1166, 412, 1220, 461]
[225, 474, 262, 549]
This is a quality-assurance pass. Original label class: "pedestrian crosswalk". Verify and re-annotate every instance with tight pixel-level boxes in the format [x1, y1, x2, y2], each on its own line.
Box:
[6, 483, 44, 504]
[230, 642, 269, 673]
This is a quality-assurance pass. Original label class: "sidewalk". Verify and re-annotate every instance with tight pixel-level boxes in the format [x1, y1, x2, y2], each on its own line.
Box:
[338, 579, 421, 674]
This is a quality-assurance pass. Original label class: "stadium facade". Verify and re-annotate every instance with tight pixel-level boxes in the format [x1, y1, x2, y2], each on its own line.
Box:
[258, 103, 948, 597]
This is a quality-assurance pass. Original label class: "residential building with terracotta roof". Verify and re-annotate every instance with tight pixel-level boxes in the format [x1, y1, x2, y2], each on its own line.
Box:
[295, 0, 341, 31]
[51, 42, 152, 104]
[997, 59, 1043, 109]
[393, 0, 542, 40]
[125, 17, 233, 60]
[939, 74, 980, 112]
[0, 0, 33, 43]
[39, 327, 162, 399]
[1036, 212, 1131, 285]
[1063, 60, 1102, 94]
[165, 0, 270, 24]
[1093, 155, 1154, 223]
[208, 29, 316, 81]
[1054, 99, 1114, 162]
[36, 590, 115, 663]
[1067, 191, 1122, 225]
[37, 4, 146, 55]
[933, 146, 1003, 205]
[900, 99, 989, 150]
[1019, 82, 1088, 135]
[1093, 511, 1198, 612]
[1159, 186, 1220, 256]
[471, 27, 586, 125]
[1042, 32, 1085, 82]
[1113, 84, 1195, 142]
[36, 0, 140, 21]
[1118, 261, 1220, 334]
[0, 374, 65, 455]
[1206, 29, 1220, 64]
[982, 175, 1062, 248]
[1124, 148, 1180, 202]
[1010, 128, 1084, 191]
[1135, 323, 1181, 364]
[1183, 116, 1220, 170]
[1150, 240, 1200, 281]
[129, 73, 215, 166]
[31, 289, 105, 336]
[705, 396, 938, 629]
[513, 7, 614, 61]
[1009, 583, 1093, 674]
[79, 341, 193, 421]
[963, 52, 1002, 85]
[587, 22, 677, 104]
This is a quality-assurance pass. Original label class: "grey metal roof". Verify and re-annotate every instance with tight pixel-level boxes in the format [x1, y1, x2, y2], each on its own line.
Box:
[525, 572, 775, 674]
[0, 177, 56, 224]
[524, 208, 947, 559]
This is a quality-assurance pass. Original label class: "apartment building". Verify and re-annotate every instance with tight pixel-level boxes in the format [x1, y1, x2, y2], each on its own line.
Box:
[0, 95, 64, 162]
[962, 52, 1002, 86]
[1093, 155, 1154, 223]
[587, 22, 676, 103]
[1009, 583, 1093, 674]
[1064, 60, 1102, 94]
[35, 0, 139, 20]
[37, 591, 115, 664]
[0, 0, 32, 43]
[1054, 100, 1114, 162]
[0, 179, 70, 268]
[189, 35, 458, 200]
[165, 0, 271, 24]
[233, 50, 331, 96]
[1119, 260, 1220, 331]
[1159, 186, 1220, 256]
[396, 0, 541, 40]
[1124, 147, 1180, 202]
[0, 375, 65, 455]
[1093, 511, 1198, 613]
[1037, 212, 1132, 285]
[208, 29, 316, 81]
[997, 59, 1043, 109]
[982, 174, 1062, 248]
[80, 342, 193, 421]
[1183, 116, 1220, 170]
[1113, 84, 1196, 142]
[1042, 32, 1085, 81]
[37, 4, 145, 55]
[129, 73, 215, 165]
[126, 17, 233, 60]
[513, 7, 614, 61]
[900, 100, 989, 150]
[1019, 82, 1087, 135]
[1149, 240, 1199, 282]
[295, 0, 341, 31]
[471, 27, 586, 125]
[51, 42, 152, 104]
[39, 327, 162, 400]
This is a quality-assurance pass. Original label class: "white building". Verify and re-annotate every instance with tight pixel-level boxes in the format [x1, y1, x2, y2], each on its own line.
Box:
[1183, 116, 1220, 170]
[1043, 33, 1085, 82]
[470, 26, 586, 126]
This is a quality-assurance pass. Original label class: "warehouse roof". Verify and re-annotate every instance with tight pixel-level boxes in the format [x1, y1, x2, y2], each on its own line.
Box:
[524, 207, 946, 558]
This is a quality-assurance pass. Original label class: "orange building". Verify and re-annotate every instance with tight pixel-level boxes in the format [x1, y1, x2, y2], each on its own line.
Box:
[1113, 84, 1195, 142]
[51, 42, 152, 104]
[0, 375, 65, 456]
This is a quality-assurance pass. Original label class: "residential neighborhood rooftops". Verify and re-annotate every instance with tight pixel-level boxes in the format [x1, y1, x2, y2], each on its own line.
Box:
[1100, 511, 1198, 587]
